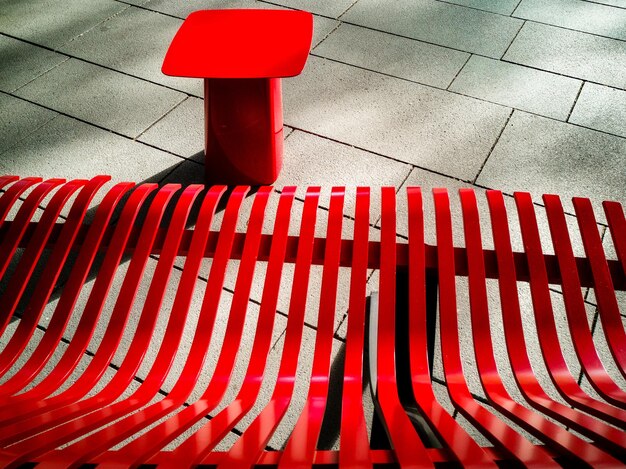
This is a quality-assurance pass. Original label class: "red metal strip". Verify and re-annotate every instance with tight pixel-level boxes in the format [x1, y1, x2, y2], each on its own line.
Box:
[0, 184, 180, 456]
[218, 187, 320, 468]
[575, 198, 626, 379]
[0, 180, 131, 399]
[0, 184, 155, 416]
[0, 179, 86, 346]
[92, 185, 230, 467]
[339, 187, 372, 469]
[279, 187, 345, 467]
[515, 193, 626, 452]
[410, 188, 495, 468]
[377, 187, 432, 468]
[545, 196, 626, 408]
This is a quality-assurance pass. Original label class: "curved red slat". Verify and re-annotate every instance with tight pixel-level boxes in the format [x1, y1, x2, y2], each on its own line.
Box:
[515, 193, 626, 450]
[0, 179, 87, 349]
[486, 190, 623, 466]
[409, 187, 495, 468]
[545, 195, 626, 408]
[0, 180, 131, 399]
[0, 178, 65, 333]
[179, 187, 297, 468]
[0, 176, 107, 376]
[217, 187, 320, 469]
[3, 183, 203, 464]
[279, 187, 344, 468]
[378, 186, 432, 468]
[0, 184, 180, 455]
[437, 188, 557, 467]
[80, 185, 262, 467]
[339, 187, 372, 469]
[574, 198, 626, 380]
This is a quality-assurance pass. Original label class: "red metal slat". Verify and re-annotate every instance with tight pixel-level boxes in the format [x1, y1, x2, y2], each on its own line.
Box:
[604, 201, 626, 282]
[0, 184, 155, 426]
[279, 187, 344, 468]
[574, 198, 626, 379]
[0, 178, 64, 333]
[0, 179, 132, 399]
[218, 187, 320, 469]
[545, 195, 626, 409]
[0, 179, 86, 346]
[183, 188, 297, 467]
[339, 187, 372, 469]
[486, 190, 622, 466]
[437, 188, 556, 467]
[38, 184, 207, 467]
[377, 187, 432, 468]
[92, 185, 240, 467]
[0, 177, 107, 376]
[514, 193, 626, 448]
[0, 184, 180, 457]
[409, 188, 495, 468]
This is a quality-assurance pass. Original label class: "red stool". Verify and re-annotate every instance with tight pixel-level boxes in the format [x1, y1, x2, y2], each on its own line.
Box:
[162, 9, 313, 185]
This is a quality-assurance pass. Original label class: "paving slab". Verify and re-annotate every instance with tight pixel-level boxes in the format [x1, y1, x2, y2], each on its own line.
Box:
[341, 0, 523, 58]
[584, 0, 626, 6]
[442, 0, 519, 14]
[569, 83, 626, 138]
[313, 23, 470, 89]
[278, 130, 412, 220]
[261, 0, 355, 18]
[0, 115, 183, 205]
[60, 6, 202, 97]
[449, 55, 582, 120]
[284, 56, 511, 181]
[477, 111, 626, 220]
[504, 22, 626, 90]
[0, 0, 126, 49]
[138, 97, 204, 157]
[0, 94, 58, 158]
[0, 36, 68, 93]
[15, 58, 186, 138]
[514, 0, 626, 41]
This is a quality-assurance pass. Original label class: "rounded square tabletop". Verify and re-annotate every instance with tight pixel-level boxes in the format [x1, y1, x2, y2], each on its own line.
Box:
[162, 9, 314, 79]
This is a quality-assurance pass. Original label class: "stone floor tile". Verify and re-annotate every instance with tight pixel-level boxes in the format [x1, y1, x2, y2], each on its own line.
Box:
[15, 58, 186, 138]
[341, 0, 523, 58]
[443, 0, 519, 14]
[277, 130, 412, 220]
[569, 82, 626, 138]
[504, 22, 626, 90]
[138, 97, 204, 157]
[59, 7, 202, 97]
[514, 0, 626, 41]
[584, 0, 626, 6]
[449, 55, 582, 120]
[0, 36, 68, 93]
[0, 0, 126, 49]
[313, 24, 470, 89]
[0, 94, 57, 157]
[284, 56, 510, 181]
[262, 0, 355, 18]
[144, 0, 282, 17]
[0, 115, 183, 206]
[477, 111, 626, 220]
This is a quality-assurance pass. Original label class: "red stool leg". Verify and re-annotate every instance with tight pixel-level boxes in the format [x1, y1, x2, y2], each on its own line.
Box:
[204, 77, 283, 185]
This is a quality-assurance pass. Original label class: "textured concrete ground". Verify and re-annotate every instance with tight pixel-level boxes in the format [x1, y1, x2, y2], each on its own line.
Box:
[1, 0, 625, 455]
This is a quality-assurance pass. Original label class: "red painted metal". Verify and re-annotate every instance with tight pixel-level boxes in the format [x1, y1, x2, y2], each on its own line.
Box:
[163, 9, 313, 186]
[0, 176, 624, 467]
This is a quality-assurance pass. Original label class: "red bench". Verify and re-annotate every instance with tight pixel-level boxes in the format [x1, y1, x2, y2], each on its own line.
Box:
[0, 176, 624, 467]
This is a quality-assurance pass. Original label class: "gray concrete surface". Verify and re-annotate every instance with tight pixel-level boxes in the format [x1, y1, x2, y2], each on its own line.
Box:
[1, 0, 625, 457]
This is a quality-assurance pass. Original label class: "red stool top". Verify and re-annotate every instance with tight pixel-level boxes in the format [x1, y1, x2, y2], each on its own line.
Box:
[162, 9, 313, 79]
